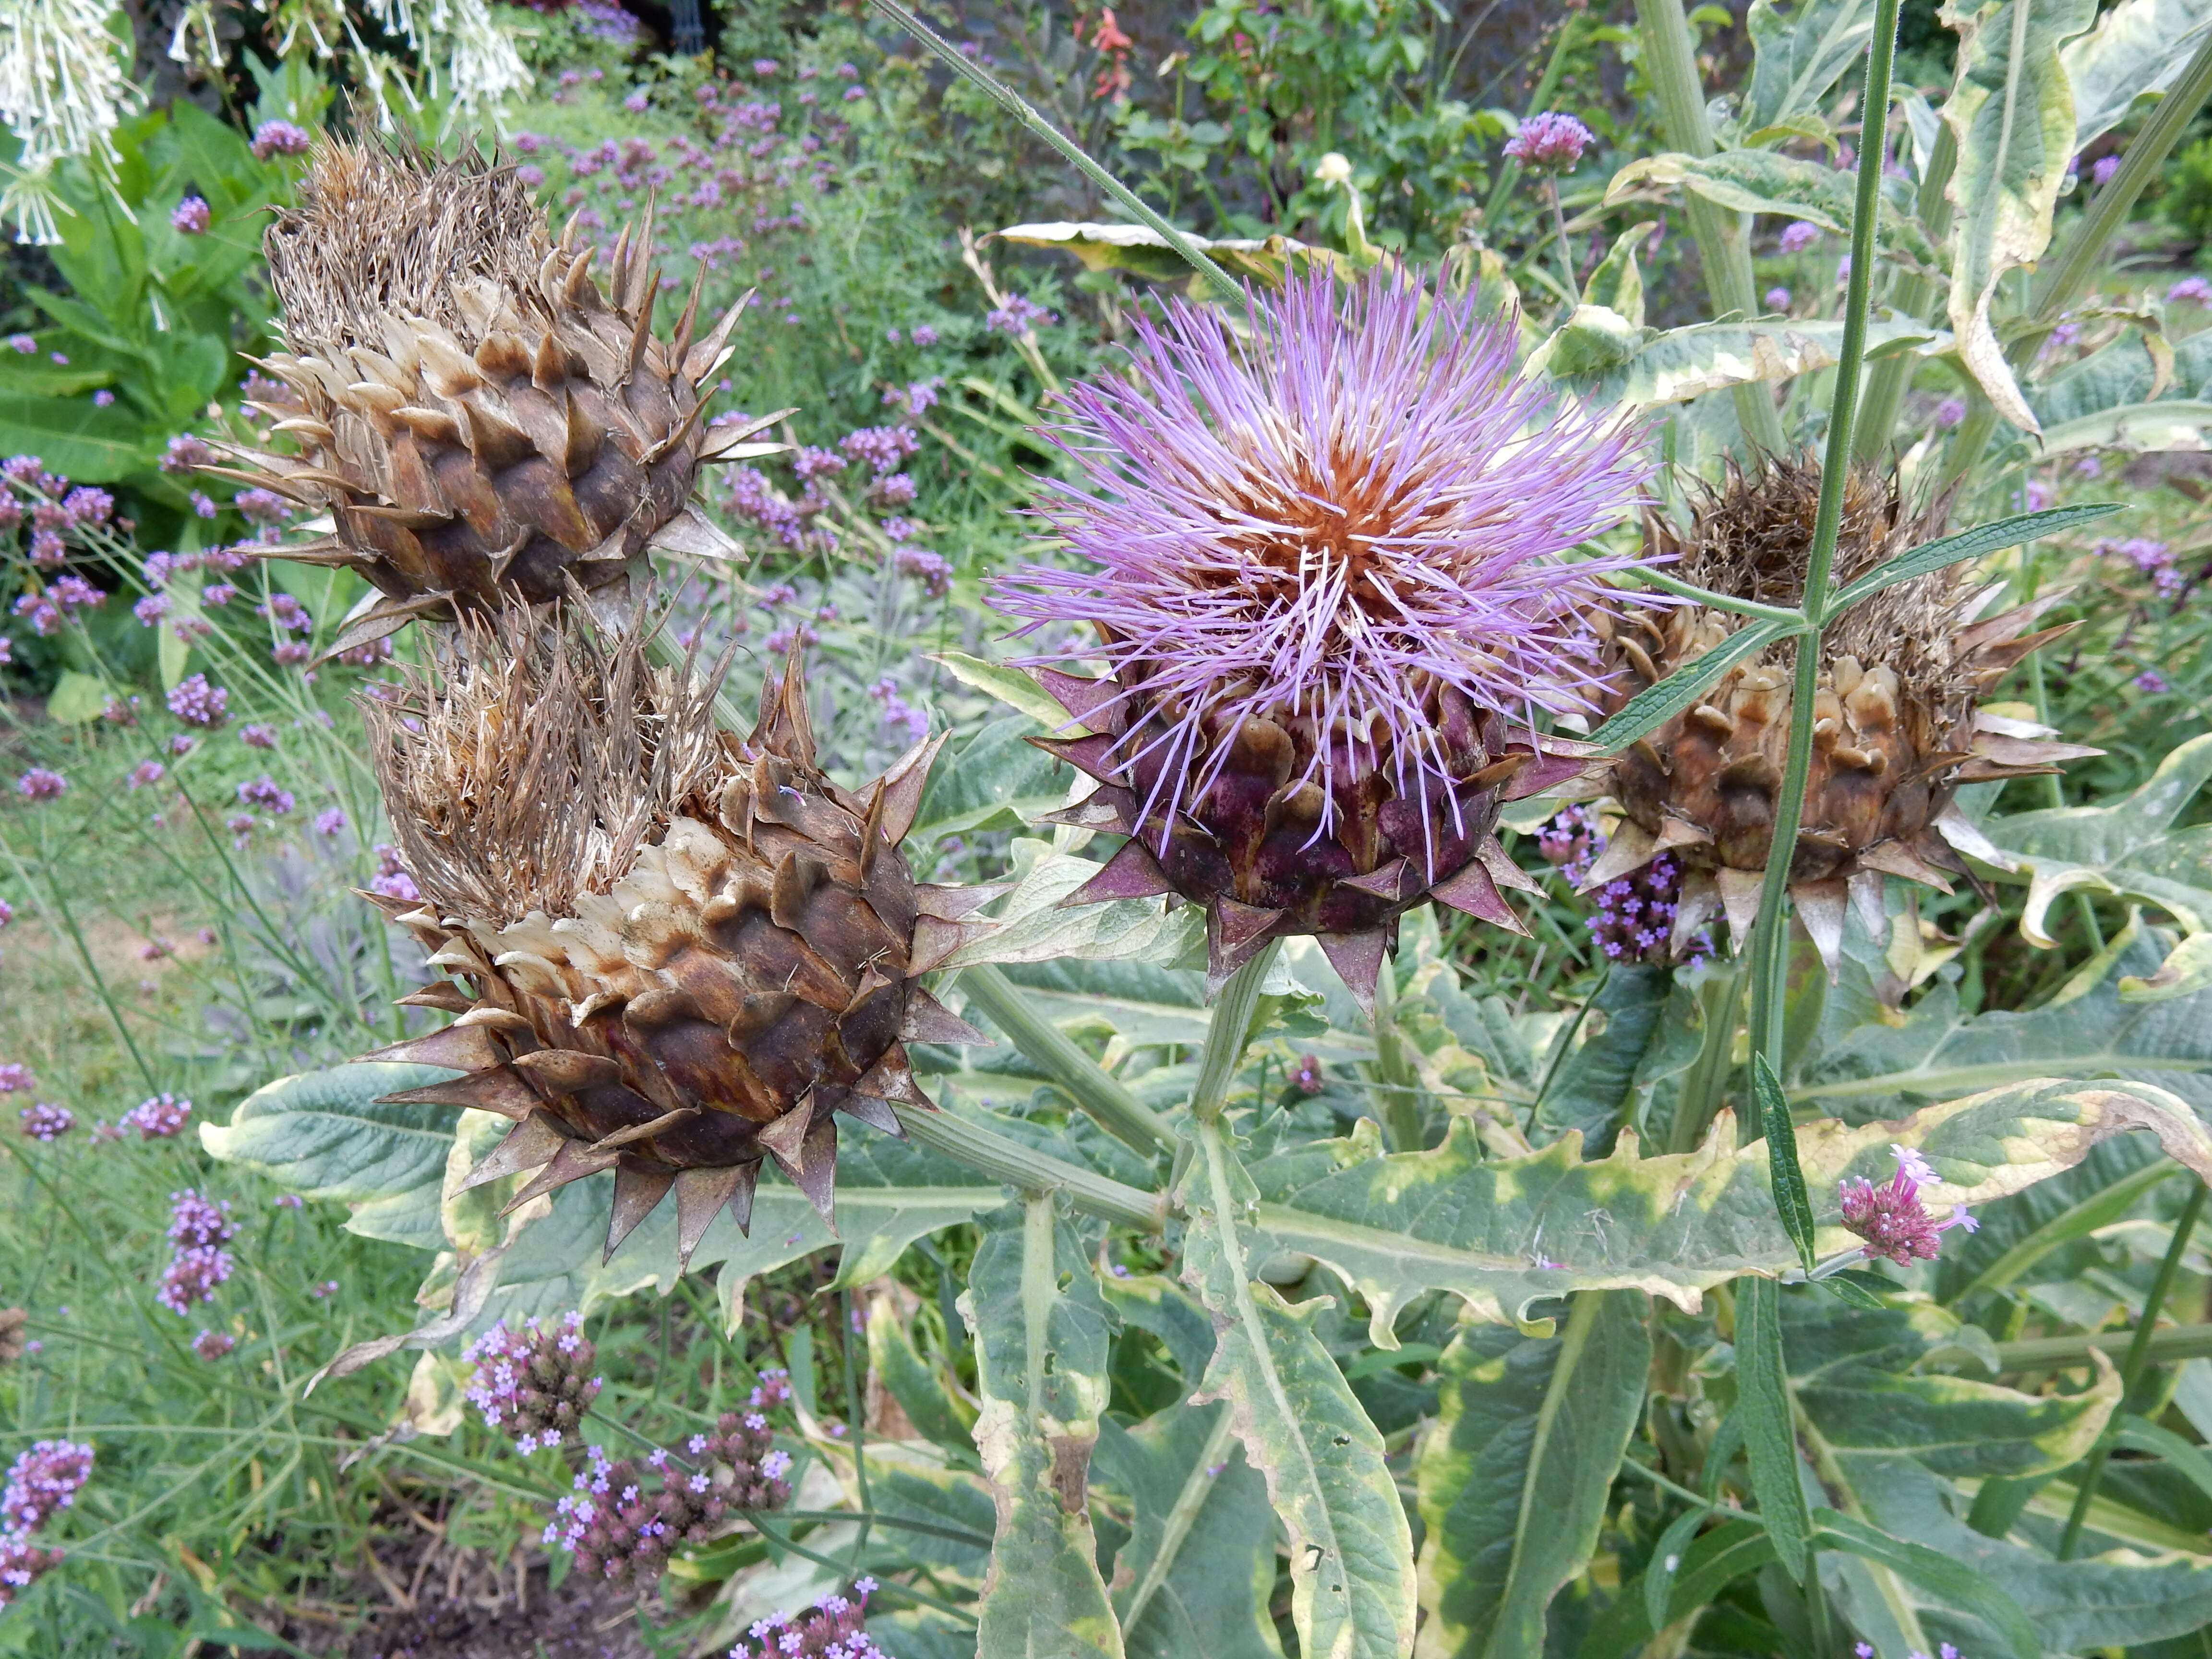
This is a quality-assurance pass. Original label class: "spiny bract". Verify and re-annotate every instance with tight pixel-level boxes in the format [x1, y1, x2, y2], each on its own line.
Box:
[994, 268, 1656, 1004]
[210, 142, 785, 657]
[1589, 453, 2098, 969]
[353, 610, 995, 1262]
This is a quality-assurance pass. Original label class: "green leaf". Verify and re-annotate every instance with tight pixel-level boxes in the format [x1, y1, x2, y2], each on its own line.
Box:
[0, 392, 156, 481]
[1575, 1517, 1777, 1659]
[1606, 316, 1949, 408]
[44, 669, 113, 726]
[1092, 1403, 1284, 1659]
[1946, 1149, 2179, 1300]
[868, 1296, 978, 1455]
[929, 651, 1076, 732]
[1579, 223, 1655, 329]
[909, 714, 1072, 848]
[1412, 1292, 1652, 1658]
[1612, 149, 1941, 271]
[1754, 1054, 1818, 1273]
[200, 1063, 462, 1249]
[993, 220, 1351, 287]
[944, 842, 1205, 971]
[1534, 964, 1673, 1155]
[1812, 1510, 2041, 1659]
[1640, 1507, 1708, 1634]
[1743, 0, 1879, 133]
[1180, 1120, 1417, 1659]
[1524, 305, 1651, 379]
[1823, 503, 2123, 616]
[1587, 618, 1797, 752]
[1940, 0, 2103, 432]
[2034, 397, 2212, 455]
[1736, 1278, 1815, 1582]
[966, 1195, 1124, 1659]
[2060, 0, 2212, 147]
[2113, 1416, 2212, 1504]
[1239, 1075, 2212, 1340]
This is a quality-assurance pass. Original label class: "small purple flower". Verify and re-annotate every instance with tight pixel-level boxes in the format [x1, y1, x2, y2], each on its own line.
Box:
[0, 1064, 30, 1093]
[912, 323, 939, 346]
[250, 120, 312, 161]
[2092, 155, 2122, 186]
[171, 196, 211, 234]
[1935, 396, 1967, 428]
[18, 1103, 72, 1141]
[167, 673, 228, 728]
[120, 1094, 191, 1139]
[4, 335, 32, 353]
[2170, 276, 2212, 305]
[1504, 111, 1593, 172]
[237, 775, 294, 814]
[159, 1245, 234, 1313]
[233, 488, 288, 525]
[1838, 1144, 1978, 1265]
[1, 1440, 92, 1534]
[193, 1329, 235, 1359]
[1779, 220, 1822, 253]
[892, 544, 950, 597]
[986, 293, 1057, 336]
[239, 723, 276, 750]
[133, 594, 172, 626]
[1764, 287, 1791, 310]
[274, 1193, 302, 1208]
[167, 1189, 234, 1249]
[1293, 1054, 1324, 1094]
[2134, 669, 2170, 693]
[313, 806, 347, 837]
[14, 770, 65, 801]
[190, 491, 217, 518]
[92, 389, 114, 408]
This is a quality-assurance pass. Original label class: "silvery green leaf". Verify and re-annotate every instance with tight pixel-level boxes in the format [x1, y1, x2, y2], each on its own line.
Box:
[1607, 316, 1949, 408]
[1413, 1292, 1652, 1658]
[1743, 0, 1878, 133]
[200, 1061, 460, 1248]
[2034, 397, 2212, 455]
[1941, 0, 2103, 432]
[2061, 0, 2212, 147]
[910, 715, 1074, 848]
[965, 1196, 1124, 1659]
[943, 845, 1206, 970]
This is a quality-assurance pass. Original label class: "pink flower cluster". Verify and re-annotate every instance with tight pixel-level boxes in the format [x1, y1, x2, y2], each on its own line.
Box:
[1503, 111, 1592, 172]
[1838, 1145, 1979, 1265]
[462, 1312, 603, 1452]
[727, 1581, 881, 1659]
[368, 844, 421, 903]
[16, 1104, 72, 1142]
[166, 673, 228, 729]
[545, 1370, 795, 1584]
[0, 1438, 91, 1607]
[120, 1093, 191, 1139]
[2098, 536, 2183, 598]
[250, 120, 311, 160]
[157, 1189, 236, 1315]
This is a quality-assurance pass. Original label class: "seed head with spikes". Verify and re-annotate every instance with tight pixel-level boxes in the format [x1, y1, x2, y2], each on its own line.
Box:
[1587, 454, 2099, 972]
[994, 269, 1656, 1003]
[353, 608, 997, 1265]
[212, 142, 787, 658]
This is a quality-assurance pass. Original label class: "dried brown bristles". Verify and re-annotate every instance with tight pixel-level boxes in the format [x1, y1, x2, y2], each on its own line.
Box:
[361, 606, 733, 925]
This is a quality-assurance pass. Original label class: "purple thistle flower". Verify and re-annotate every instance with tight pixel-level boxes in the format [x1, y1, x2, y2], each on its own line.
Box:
[1503, 111, 1593, 172]
[1838, 1144, 1978, 1265]
[994, 269, 1654, 848]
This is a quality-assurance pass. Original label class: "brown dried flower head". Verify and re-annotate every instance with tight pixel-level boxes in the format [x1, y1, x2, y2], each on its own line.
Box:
[353, 609, 995, 1262]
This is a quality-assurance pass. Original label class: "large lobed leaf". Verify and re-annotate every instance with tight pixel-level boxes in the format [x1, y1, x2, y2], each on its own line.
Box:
[2060, 0, 2212, 148]
[1241, 1076, 2212, 1341]
[1741, 0, 1880, 136]
[965, 1196, 1124, 1659]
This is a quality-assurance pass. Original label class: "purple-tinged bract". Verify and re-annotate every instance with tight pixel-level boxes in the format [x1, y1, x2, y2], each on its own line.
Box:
[996, 270, 1654, 1001]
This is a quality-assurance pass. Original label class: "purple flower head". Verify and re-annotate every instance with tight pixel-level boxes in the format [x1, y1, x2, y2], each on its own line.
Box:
[1764, 287, 1792, 310]
[238, 774, 293, 814]
[239, 723, 277, 750]
[120, 1093, 191, 1139]
[167, 1189, 234, 1249]
[993, 269, 1655, 842]
[2092, 155, 2122, 186]
[18, 1103, 72, 1141]
[1838, 1146, 1978, 1265]
[1504, 111, 1593, 173]
[0, 1064, 31, 1093]
[193, 1329, 235, 1360]
[159, 1245, 234, 1313]
[1934, 396, 1967, 429]
[171, 196, 211, 234]
[464, 1312, 601, 1443]
[1779, 220, 1822, 254]
[1, 1440, 92, 1534]
[313, 806, 347, 837]
[14, 770, 65, 801]
[2171, 276, 2212, 306]
[167, 673, 228, 728]
[2135, 669, 2170, 693]
[893, 544, 950, 597]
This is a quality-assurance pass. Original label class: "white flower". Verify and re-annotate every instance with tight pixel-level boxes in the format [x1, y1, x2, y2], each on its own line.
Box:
[0, 0, 143, 179]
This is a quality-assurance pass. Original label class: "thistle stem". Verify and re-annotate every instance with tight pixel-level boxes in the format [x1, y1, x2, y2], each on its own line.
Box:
[1851, 121, 1955, 465]
[1547, 177, 1580, 312]
[1192, 942, 1281, 1126]
[2057, 1177, 2209, 1560]
[892, 1104, 1167, 1232]
[953, 964, 1174, 1154]
[1370, 955, 1425, 1153]
[1631, 0, 1788, 456]
[1744, 0, 1901, 1066]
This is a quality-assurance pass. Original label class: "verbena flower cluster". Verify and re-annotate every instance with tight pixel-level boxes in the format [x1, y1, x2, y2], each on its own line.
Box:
[1537, 807, 1710, 967]
[119, 1093, 191, 1139]
[543, 1370, 795, 1584]
[157, 1189, 236, 1315]
[726, 1580, 881, 1659]
[995, 269, 1652, 838]
[463, 1312, 602, 1452]
[0, 1439, 91, 1608]
[1504, 111, 1592, 172]
[16, 1102, 71, 1141]
[1839, 1145, 1980, 1265]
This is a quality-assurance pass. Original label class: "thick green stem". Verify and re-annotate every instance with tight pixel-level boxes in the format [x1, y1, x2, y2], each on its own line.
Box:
[1944, 29, 2212, 484]
[867, 0, 1238, 294]
[1667, 965, 1744, 1154]
[1633, 0, 1788, 455]
[892, 1104, 1167, 1232]
[1192, 942, 1281, 1126]
[955, 964, 1173, 1153]
[2058, 1178, 2209, 1559]
[1996, 1318, 2212, 1372]
[1746, 0, 1900, 1065]
[1851, 121, 1957, 465]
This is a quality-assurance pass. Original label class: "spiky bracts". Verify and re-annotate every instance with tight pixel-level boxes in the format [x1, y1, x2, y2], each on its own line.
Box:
[994, 268, 1654, 1004]
[211, 143, 784, 657]
[1590, 455, 2097, 969]
[352, 612, 992, 1262]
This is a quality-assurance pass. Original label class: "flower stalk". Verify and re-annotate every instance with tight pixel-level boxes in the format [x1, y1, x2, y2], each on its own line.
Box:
[951, 964, 1173, 1154]
[1192, 942, 1280, 1126]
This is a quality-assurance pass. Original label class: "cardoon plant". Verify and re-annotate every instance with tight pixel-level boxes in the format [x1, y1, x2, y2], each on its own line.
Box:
[998, 268, 1656, 1002]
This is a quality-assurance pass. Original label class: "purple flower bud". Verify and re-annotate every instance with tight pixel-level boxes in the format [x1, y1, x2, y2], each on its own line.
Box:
[171, 196, 211, 234]
[14, 769, 65, 801]
[1779, 220, 1821, 253]
[250, 120, 312, 161]
[1503, 111, 1593, 172]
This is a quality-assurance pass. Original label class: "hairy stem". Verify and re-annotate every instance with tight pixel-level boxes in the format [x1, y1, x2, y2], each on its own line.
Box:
[1745, 0, 1901, 1065]
[1632, 0, 1788, 455]
[954, 964, 1173, 1153]
[893, 1104, 1167, 1232]
[1548, 176, 1580, 310]
[1192, 942, 1281, 1125]
[1851, 120, 1956, 465]
[2058, 1177, 2210, 1559]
